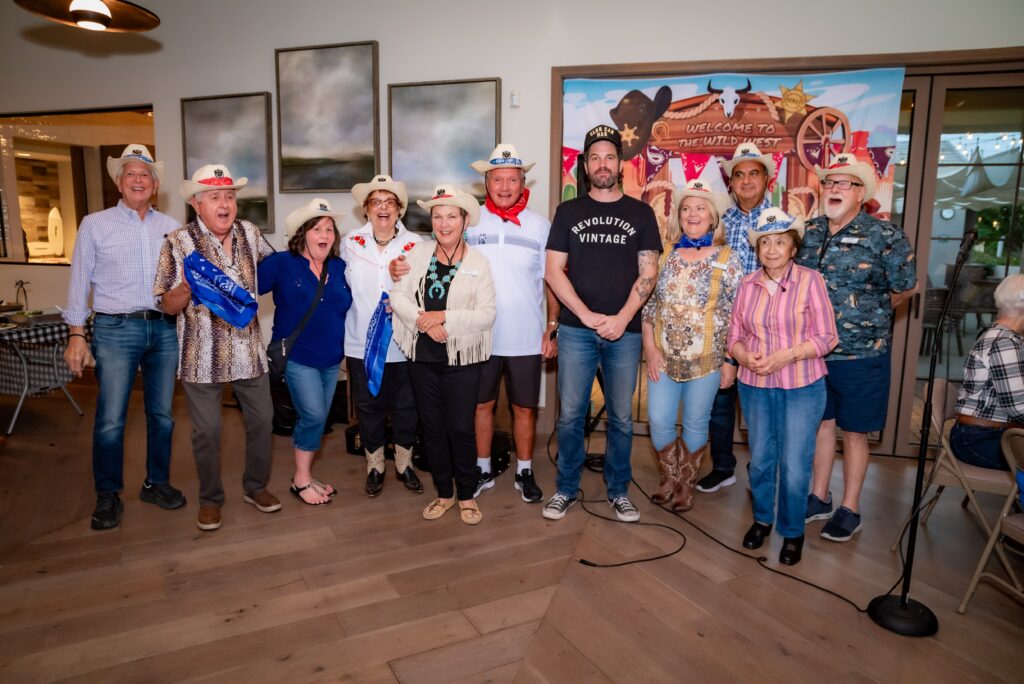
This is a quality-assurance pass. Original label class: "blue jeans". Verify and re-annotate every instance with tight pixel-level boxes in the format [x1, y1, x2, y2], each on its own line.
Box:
[738, 379, 826, 538]
[708, 384, 738, 472]
[949, 423, 1008, 471]
[284, 360, 339, 452]
[555, 326, 642, 499]
[91, 316, 178, 493]
[647, 370, 720, 452]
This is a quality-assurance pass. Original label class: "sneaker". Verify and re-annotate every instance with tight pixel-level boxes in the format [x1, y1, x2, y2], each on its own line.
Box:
[542, 492, 577, 520]
[608, 496, 640, 522]
[473, 468, 495, 499]
[243, 490, 282, 513]
[139, 481, 186, 510]
[196, 505, 222, 531]
[91, 492, 123, 530]
[820, 506, 862, 542]
[696, 469, 737, 493]
[514, 468, 543, 503]
[805, 492, 833, 523]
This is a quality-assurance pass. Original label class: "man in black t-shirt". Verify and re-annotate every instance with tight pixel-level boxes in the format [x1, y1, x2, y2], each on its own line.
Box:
[543, 125, 662, 522]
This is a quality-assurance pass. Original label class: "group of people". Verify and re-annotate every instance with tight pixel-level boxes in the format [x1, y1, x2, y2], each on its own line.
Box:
[65, 129, 922, 566]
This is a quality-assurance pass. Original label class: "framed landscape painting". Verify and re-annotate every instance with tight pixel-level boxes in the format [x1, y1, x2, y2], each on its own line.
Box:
[276, 41, 379, 192]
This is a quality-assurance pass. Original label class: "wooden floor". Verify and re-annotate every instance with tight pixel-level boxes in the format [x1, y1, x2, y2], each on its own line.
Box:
[1, 385, 1023, 683]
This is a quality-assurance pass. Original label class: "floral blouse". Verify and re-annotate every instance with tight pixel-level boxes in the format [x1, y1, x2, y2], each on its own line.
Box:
[642, 245, 743, 382]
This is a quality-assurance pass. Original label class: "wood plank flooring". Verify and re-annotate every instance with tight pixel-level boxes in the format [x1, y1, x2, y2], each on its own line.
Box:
[0, 386, 1022, 682]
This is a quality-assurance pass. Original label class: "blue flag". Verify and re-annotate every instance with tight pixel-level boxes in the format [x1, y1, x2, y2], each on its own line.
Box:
[364, 293, 393, 397]
[182, 250, 258, 329]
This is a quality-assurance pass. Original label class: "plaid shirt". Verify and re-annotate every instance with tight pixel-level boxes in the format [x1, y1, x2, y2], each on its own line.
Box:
[721, 196, 771, 275]
[955, 324, 1024, 424]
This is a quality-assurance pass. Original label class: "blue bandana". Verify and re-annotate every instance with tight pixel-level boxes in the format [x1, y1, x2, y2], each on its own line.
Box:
[364, 293, 393, 397]
[675, 233, 714, 249]
[182, 251, 258, 328]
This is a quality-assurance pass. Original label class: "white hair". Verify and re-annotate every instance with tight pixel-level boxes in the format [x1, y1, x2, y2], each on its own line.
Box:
[994, 273, 1024, 316]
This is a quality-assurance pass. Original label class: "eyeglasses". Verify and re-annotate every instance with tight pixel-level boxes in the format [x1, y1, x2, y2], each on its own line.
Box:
[821, 179, 864, 190]
[368, 198, 398, 209]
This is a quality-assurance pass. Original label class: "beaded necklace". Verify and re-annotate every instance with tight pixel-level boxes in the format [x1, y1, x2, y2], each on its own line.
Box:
[426, 241, 462, 299]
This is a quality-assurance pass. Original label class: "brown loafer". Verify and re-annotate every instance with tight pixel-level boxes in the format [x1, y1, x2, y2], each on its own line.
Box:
[196, 505, 222, 531]
[243, 490, 282, 513]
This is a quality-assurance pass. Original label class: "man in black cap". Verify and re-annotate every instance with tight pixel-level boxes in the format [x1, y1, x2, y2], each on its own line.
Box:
[542, 125, 662, 522]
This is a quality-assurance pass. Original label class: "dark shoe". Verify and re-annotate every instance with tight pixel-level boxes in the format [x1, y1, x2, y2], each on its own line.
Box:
[289, 482, 331, 506]
[396, 466, 424, 494]
[805, 492, 833, 523]
[91, 492, 123, 530]
[820, 506, 862, 542]
[196, 505, 222, 531]
[542, 492, 577, 520]
[779, 535, 804, 565]
[473, 468, 495, 499]
[696, 469, 737, 493]
[139, 480, 186, 510]
[742, 521, 772, 549]
[243, 490, 282, 513]
[514, 468, 543, 503]
[365, 469, 384, 497]
[608, 496, 640, 522]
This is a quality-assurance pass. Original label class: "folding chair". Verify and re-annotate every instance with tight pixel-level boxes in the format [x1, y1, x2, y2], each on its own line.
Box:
[957, 428, 1024, 614]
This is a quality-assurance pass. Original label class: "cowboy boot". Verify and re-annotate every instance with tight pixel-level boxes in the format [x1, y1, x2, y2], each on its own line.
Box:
[394, 444, 424, 494]
[365, 447, 385, 497]
[651, 441, 680, 505]
[671, 440, 705, 511]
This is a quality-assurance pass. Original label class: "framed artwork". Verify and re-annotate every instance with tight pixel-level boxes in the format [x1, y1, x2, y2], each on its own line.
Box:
[276, 41, 379, 192]
[388, 78, 500, 232]
[181, 92, 275, 232]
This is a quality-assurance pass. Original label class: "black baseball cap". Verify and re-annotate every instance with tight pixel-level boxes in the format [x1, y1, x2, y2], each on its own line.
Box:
[583, 125, 622, 154]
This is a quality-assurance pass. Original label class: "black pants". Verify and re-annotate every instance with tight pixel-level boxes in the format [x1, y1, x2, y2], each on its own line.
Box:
[708, 384, 738, 473]
[409, 360, 482, 500]
[347, 357, 417, 453]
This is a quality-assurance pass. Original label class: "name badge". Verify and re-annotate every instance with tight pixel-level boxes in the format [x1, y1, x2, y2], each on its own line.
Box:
[840, 237, 860, 245]
[462, 269, 481, 277]
[710, 261, 728, 270]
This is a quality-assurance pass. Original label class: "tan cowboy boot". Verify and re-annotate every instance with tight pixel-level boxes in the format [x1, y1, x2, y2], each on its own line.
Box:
[394, 445, 424, 493]
[365, 447, 385, 497]
[651, 441, 680, 505]
[671, 439, 705, 511]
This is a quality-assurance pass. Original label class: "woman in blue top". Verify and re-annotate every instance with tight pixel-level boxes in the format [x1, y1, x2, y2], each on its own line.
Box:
[258, 198, 352, 505]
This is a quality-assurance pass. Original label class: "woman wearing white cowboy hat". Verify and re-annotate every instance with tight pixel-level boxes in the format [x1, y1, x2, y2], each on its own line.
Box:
[390, 184, 496, 525]
[343, 173, 424, 497]
[727, 208, 838, 566]
[642, 179, 743, 512]
[257, 198, 352, 506]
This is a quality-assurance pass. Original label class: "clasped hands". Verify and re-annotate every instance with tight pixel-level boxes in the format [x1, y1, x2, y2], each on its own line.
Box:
[742, 349, 793, 376]
[580, 310, 626, 341]
[416, 310, 447, 342]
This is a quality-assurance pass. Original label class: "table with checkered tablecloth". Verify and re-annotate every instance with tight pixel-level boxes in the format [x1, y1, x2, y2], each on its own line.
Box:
[0, 319, 85, 434]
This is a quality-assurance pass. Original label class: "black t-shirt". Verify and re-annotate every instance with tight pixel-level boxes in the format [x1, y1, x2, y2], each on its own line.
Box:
[546, 193, 662, 333]
[415, 260, 455, 363]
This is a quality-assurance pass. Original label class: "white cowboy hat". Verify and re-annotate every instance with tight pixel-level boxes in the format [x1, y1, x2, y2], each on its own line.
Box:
[416, 183, 481, 227]
[351, 173, 408, 221]
[814, 152, 877, 202]
[106, 144, 163, 183]
[722, 142, 777, 179]
[285, 197, 346, 236]
[179, 164, 248, 201]
[748, 207, 805, 247]
[470, 143, 536, 175]
[671, 178, 733, 227]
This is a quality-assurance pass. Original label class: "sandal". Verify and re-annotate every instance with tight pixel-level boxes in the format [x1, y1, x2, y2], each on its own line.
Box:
[311, 478, 337, 497]
[290, 482, 331, 506]
[459, 502, 483, 525]
[422, 497, 455, 520]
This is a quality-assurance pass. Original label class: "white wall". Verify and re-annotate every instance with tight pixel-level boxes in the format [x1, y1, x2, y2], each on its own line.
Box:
[1, 0, 1022, 307]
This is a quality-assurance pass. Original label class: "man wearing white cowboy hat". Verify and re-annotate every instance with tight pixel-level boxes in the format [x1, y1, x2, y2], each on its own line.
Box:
[698, 142, 776, 496]
[463, 143, 559, 505]
[797, 152, 918, 543]
[155, 163, 280, 532]
[543, 125, 662, 522]
[64, 144, 185, 531]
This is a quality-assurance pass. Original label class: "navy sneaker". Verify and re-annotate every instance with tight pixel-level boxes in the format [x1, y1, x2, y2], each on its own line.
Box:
[473, 468, 495, 498]
[820, 506, 862, 542]
[91, 492, 123, 530]
[696, 469, 736, 493]
[140, 480, 186, 510]
[805, 492, 833, 523]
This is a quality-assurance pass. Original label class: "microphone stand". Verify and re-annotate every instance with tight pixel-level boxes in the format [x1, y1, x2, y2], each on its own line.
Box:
[867, 228, 977, 636]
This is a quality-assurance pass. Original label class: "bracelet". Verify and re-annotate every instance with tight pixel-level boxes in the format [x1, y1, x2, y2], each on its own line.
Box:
[790, 346, 799, 362]
[725, 357, 739, 367]
[68, 333, 88, 341]
[547, 320, 558, 327]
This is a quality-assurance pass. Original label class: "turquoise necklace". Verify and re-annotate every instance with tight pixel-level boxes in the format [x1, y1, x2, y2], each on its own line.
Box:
[426, 240, 462, 299]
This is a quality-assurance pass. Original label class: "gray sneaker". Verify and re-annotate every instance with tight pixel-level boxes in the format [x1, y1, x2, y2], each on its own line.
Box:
[608, 496, 640, 522]
[542, 492, 577, 520]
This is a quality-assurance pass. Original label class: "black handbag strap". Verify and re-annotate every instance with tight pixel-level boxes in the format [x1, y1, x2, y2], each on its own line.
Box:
[284, 261, 329, 348]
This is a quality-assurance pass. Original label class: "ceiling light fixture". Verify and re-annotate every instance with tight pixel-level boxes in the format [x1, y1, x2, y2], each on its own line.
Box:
[69, 0, 110, 30]
[14, 0, 160, 33]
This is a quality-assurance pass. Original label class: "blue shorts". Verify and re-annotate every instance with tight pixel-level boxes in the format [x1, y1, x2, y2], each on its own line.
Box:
[822, 351, 891, 433]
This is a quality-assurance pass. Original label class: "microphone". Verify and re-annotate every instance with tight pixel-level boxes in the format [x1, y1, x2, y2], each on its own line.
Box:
[958, 227, 979, 261]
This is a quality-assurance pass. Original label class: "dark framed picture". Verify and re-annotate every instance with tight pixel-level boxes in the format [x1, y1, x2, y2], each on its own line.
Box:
[388, 78, 501, 232]
[276, 40, 379, 192]
[181, 92, 275, 232]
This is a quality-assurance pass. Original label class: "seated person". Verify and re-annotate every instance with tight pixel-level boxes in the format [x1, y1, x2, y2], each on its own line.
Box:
[950, 273, 1024, 471]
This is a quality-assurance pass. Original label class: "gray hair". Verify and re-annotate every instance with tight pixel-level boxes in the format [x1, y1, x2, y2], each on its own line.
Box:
[994, 273, 1024, 316]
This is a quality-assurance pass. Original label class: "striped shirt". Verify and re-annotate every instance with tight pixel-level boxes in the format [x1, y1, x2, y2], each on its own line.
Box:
[721, 196, 771, 275]
[727, 262, 838, 389]
[955, 324, 1024, 423]
[63, 201, 180, 326]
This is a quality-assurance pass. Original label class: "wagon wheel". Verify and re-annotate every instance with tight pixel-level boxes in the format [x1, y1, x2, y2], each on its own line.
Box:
[796, 107, 851, 171]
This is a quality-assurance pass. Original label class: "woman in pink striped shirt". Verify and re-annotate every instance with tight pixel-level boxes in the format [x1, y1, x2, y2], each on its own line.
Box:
[727, 209, 838, 566]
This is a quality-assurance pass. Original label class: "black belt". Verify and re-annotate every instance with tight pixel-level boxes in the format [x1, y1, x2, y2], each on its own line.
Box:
[97, 311, 176, 323]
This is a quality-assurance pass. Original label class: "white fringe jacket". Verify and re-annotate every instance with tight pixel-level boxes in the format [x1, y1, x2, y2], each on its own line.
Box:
[390, 241, 496, 366]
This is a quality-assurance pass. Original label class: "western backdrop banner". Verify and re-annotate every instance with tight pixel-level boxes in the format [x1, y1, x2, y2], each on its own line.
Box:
[561, 68, 905, 241]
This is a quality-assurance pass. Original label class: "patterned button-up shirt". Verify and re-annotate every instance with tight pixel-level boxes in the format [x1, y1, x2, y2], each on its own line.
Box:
[955, 324, 1024, 424]
[153, 218, 273, 384]
[721, 195, 771, 275]
[796, 211, 917, 360]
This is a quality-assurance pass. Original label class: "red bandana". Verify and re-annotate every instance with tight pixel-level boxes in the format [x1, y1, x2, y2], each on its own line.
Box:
[485, 188, 529, 226]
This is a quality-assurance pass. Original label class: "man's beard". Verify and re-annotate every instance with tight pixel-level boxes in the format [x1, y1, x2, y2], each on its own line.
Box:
[589, 170, 618, 189]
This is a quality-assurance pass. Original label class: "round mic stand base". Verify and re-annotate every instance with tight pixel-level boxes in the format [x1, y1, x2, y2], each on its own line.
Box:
[867, 594, 939, 637]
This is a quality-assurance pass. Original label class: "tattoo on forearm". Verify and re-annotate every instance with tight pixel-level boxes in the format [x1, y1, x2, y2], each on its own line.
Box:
[635, 276, 654, 299]
[635, 250, 658, 299]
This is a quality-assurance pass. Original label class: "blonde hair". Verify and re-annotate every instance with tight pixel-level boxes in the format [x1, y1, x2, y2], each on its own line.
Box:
[667, 196, 724, 246]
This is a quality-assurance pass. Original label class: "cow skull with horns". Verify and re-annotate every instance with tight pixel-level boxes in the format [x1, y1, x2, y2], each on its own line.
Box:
[706, 79, 752, 118]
